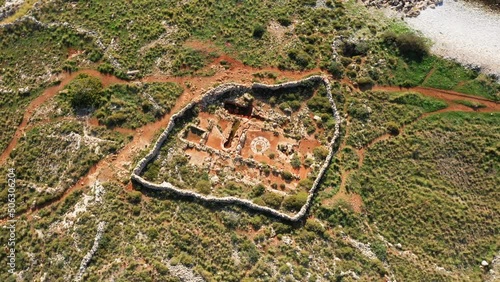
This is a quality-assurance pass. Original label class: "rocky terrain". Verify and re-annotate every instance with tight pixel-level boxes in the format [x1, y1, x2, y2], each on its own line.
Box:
[406, 0, 500, 79]
[361, 0, 443, 17]
[0, 0, 23, 21]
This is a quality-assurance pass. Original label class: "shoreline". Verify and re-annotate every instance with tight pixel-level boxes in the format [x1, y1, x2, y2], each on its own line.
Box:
[404, 0, 500, 79]
[464, 0, 500, 11]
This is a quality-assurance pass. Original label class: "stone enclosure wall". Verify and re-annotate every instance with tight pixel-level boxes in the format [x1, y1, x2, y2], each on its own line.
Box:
[131, 75, 341, 222]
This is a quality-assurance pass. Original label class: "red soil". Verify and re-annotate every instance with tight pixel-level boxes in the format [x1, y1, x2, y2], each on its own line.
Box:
[205, 128, 224, 150]
[0, 70, 127, 165]
[298, 139, 321, 156]
[0, 53, 323, 220]
[372, 85, 499, 112]
[185, 148, 210, 166]
[197, 112, 213, 129]
[2, 45, 499, 220]
[185, 128, 204, 143]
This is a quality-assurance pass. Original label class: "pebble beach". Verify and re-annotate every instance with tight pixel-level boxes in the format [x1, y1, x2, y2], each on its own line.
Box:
[405, 0, 500, 78]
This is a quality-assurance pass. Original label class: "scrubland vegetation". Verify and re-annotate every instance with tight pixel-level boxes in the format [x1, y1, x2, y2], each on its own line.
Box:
[56, 74, 183, 129]
[0, 120, 127, 217]
[0, 0, 499, 281]
[349, 112, 499, 277]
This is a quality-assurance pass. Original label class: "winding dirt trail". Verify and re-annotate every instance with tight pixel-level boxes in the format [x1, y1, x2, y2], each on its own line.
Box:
[0, 56, 322, 221]
[357, 86, 499, 167]
[323, 83, 499, 211]
[372, 85, 499, 110]
[1, 53, 499, 221]
[0, 70, 126, 165]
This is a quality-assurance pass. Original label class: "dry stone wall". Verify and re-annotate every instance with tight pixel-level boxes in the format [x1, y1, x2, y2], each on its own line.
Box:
[131, 75, 341, 222]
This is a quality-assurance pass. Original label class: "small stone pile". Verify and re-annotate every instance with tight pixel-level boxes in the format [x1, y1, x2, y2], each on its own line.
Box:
[361, 0, 444, 17]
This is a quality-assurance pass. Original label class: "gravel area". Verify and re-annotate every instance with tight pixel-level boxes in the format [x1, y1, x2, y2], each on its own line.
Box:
[405, 0, 500, 78]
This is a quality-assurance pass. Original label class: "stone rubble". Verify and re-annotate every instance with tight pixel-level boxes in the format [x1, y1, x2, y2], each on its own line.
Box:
[166, 262, 206, 282]
[74, 221, 107, 282]
[0, 0, 24, 22]
[486, 251, 500, 282]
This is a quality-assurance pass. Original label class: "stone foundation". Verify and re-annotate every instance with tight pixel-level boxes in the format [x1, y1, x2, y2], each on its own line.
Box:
[131, 75, 341, 222]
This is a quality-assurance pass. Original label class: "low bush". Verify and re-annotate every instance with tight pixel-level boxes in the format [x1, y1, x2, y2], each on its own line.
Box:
[64, 74, 103, 109]
[383, 31, 429, 59]
[195, 180, 211, 195]
[261, 192, 283, 209]
[283, 192, 308, 212]
[252, 25, 265, 39]
[389, 92, 447, 112]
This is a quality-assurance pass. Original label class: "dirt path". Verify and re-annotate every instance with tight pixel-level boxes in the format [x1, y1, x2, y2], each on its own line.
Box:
[372, 85, 499, 110]
[323, 83, 499, 211]
[0, 56, 322, 220]
[0, 70, 126, 165]
[2, 52, 499, 220]
[357, 85, 499, 166]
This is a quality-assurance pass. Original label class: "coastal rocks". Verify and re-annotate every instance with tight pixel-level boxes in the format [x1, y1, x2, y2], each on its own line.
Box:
[361, 0, 443, 17]
[0, 0, 24, 22]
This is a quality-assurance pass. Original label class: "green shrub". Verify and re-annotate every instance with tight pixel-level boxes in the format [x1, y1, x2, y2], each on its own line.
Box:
[283, 192, 308, 212]
[277, 17, 292, 27]
[357, 77, 374, 88]
[261, 192, 283, 209]
[291, 154, 301, 169]
[372, 241, 388, 261]
[97, 63, 114, 74]
[195, 180, 211, 195]
[348, 104, 371, 120]
[65, 74, 103, 109]
[313, 147, 329, 160]
[282, 171, 294, 181]
[453, 99, 486, 110]
[383, 32, 429, 59]
[252, 25, 265, 38]
[250, 184, 266, 198]
[389, 92, 447, 112]
[386, 121, 399, 135]
[224, 181, 242, 196]
[321, 61, 344, 78]
[126, 191, 142, 204]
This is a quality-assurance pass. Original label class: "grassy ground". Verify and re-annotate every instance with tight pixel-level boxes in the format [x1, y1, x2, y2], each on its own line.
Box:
[0, 182, 389, 281]
[55, 75, 184, 129]
[345, 90, 446, 149]
[0, 21, 96, 152]
[349, 112, 499, 277]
